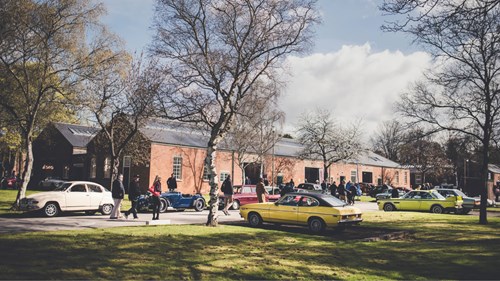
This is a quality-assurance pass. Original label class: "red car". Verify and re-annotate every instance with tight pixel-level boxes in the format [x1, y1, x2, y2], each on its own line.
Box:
[1, 176, 19, 189]
[219, 185, 281, 210]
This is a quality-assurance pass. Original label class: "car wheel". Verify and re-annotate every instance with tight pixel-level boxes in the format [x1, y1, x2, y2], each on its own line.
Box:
[231, 200, 240, 210]
[43, 202, 59, 217]
[383, 203, 395, 212]
[248, 212, 263, 227]
[462, 208, 472, 215]
[308, 217, 325, 233]
[193, 198, 205, 212]
[85, 211, 96, 215]
[160, 198, 169, 213]
[100, 204, 113, 215]
[431, 205, 444, 214]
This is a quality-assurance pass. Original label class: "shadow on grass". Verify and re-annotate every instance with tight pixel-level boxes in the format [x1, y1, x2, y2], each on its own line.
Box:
[0, 222, 498, 280]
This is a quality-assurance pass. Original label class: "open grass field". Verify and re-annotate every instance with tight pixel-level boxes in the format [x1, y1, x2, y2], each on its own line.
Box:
[0, 189, 499, 280]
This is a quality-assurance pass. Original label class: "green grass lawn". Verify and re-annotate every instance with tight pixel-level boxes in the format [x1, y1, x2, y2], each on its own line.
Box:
[0, 190, 499, 280]
[0, 207, 498, 279]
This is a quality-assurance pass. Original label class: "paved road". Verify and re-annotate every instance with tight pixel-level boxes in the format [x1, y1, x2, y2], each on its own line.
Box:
[0, 201, 496, 234]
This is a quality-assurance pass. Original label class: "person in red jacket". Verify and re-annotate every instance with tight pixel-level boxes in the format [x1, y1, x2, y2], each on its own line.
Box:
[150, 175, 162, 220]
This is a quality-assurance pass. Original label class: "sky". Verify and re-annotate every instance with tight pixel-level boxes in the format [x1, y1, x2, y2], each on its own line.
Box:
[100, 0, 432, 143]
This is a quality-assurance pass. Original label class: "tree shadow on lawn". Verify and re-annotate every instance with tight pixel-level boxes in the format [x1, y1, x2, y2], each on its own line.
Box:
[0, 222, 498, 280]
[224, 220, 403, 241]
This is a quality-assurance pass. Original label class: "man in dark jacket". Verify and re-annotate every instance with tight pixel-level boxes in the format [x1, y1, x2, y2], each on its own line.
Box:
[110, 174, 125, 219]
[167, 173, 177, 192]
[330, 181, 338, 197]
[125, 174, 141, 219]
[337, 180, 347, 202]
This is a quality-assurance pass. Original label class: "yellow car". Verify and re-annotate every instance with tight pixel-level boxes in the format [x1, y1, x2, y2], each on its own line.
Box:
[239, 192, 362, 233]
[377, 190, 463, 214]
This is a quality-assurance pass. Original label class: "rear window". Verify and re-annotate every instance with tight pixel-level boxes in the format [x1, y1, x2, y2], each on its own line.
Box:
[88, 185, 102, 193]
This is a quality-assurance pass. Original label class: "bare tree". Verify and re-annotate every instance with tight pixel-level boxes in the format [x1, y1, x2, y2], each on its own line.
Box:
[229, 82, 284, 184]
[398, 128, 449, 185]
[381, 0, 500, 224]
[296, 109, 363, 183]
[371, 120, 406, 162]
[81, 57, 161, 185]
[151, 0, 319, 226]
[0, 0, 123, 207]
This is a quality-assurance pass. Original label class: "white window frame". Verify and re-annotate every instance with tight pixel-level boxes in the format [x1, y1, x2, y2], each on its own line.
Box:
[173, 156, 183, 180]
[220, 172, 230, 182]
[395, 171, 399, 184]
[104, 157, 111, 179]
[350, 171, 357, 183]
[203, 165, 210, 181]
[90, 157, 97, 179]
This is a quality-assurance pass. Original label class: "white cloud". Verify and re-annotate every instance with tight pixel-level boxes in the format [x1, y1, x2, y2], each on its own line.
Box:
[278, 43, 431, 141]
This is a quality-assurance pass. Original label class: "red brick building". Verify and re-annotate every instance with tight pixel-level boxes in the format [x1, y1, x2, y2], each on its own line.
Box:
[33, 119, 410, 193]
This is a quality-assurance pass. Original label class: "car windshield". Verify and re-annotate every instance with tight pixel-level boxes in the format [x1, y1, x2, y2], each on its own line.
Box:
[54, 182, 72, 191]
[320, 195, 347, 207]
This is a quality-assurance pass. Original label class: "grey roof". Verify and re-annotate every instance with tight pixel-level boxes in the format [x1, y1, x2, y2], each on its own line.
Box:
[140, 119, 402, 168]
[140, 119, 211, 148]
[348, 151, 401, 168]
[53, 122, 99, 148]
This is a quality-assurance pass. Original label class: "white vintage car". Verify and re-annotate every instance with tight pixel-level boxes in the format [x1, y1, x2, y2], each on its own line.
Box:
[20, 181, 114, 217]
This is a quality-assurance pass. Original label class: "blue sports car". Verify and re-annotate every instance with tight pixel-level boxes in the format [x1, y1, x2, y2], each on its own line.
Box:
[137, 191, 206, 213]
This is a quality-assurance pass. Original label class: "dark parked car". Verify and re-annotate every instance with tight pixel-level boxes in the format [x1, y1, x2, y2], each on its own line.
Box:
[369, 184, 392, 198]
[375, 188, 407, 201]
[38, 177, 66, 190]
[296, 183, 324, 193]
[1, 176, 19, 189]
[435, 188, 479, 214]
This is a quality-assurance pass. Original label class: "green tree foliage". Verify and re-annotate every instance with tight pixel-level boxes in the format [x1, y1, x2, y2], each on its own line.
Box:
[0, 0, 124, 207]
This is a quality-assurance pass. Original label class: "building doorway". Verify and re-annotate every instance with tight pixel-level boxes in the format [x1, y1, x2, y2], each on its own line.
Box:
[304, 167, 320, 183]
[244, 163, 261, 185]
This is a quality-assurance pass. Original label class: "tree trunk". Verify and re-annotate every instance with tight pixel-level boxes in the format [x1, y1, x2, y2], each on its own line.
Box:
[479, 140, 489, 224]
[205, 145, 220, 226]
[323, 162, 328, 182]
[12, 134, 33, 209]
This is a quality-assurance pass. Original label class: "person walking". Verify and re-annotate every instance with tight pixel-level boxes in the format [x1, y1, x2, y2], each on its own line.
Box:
[125, 174, 141, 219]
[256, 178, 268, 203]
[150, 176, 162, 220]
[338, 180, 347, 202]
[221, 175, 233, 215]
[167, 173, 177, 192]
[321, 180, 327, 192]
[110, 174, 125, 219]
[330, 181, 338, 197]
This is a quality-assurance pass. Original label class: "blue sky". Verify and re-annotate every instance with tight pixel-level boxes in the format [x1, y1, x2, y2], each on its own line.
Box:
[101, 0, 429, 140]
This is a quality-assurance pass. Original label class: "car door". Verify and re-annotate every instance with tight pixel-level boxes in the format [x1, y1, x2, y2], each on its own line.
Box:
[418, 192, 435, 210]
[269, 194, 299, 223]
[65, 184, 91, 210]
[87, 184, 104, 209]
[297, 196, 320, 225]
[395, 191, 421, 211]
